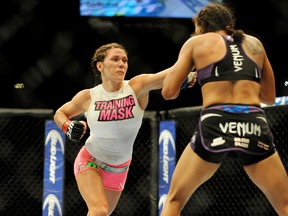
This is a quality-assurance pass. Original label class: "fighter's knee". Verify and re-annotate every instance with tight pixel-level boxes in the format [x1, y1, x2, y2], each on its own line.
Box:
[87, 206, 109, 216]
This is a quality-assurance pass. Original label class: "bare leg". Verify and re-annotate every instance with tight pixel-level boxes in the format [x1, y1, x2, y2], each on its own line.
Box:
[76, 170, 122, 216]
[104, 188, 122, 214]
[161, 145, 221, 216]
[244, 152, 288, 216]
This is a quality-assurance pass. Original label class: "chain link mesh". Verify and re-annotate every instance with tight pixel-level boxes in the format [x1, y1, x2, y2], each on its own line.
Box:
[0, 110, 53, 216]
[168, 105, 288, 215]
[63, 112, 158, 216]
[0, 105, 287, 216]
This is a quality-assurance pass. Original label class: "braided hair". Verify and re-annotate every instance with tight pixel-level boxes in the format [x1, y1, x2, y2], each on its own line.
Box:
[193, 3, 244, 42]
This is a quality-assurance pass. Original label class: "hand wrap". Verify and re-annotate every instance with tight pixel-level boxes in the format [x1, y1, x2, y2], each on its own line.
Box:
[181, 71, 195, 89]
[62, 120, 84, 142]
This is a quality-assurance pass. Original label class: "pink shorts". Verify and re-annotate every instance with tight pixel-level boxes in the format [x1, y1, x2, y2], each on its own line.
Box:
[74, 146, 131, 192]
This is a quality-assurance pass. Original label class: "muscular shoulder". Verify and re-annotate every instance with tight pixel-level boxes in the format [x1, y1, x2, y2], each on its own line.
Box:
[185, 33, 226, 64]
[188, 33, 223, 46]
[74, 89, 91, 99]
[72, 89, 91, 109]
[186, 33, 225, 55]
[129, 74, 149, 95]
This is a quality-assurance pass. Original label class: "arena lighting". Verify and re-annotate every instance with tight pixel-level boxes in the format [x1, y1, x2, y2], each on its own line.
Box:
[79, 0, 223, 18]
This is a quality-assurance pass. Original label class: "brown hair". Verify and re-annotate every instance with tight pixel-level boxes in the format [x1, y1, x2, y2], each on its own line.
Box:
[193, 3, 244, 42]
[90, 42, 128, 84]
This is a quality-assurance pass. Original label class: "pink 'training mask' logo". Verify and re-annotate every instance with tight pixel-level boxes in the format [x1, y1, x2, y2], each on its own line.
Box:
[94, 95, 135, 121]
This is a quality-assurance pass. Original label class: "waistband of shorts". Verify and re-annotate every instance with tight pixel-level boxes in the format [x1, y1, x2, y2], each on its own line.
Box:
[90, 157, 130, 174]
[203, 103, 263, 113]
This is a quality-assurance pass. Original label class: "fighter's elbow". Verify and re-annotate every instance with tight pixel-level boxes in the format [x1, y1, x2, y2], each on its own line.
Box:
[161, 88, 179, 100]
[260, 94, 275, 105]
[261, 98, 275, 105]
[259, 91, 276, 105]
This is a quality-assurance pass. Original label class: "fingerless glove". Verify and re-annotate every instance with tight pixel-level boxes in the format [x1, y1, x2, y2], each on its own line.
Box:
[181, 71, 195, 89]
[62, 120, 84, 142]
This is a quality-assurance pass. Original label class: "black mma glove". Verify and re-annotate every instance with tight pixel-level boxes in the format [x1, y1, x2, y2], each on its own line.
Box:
[62, 120, 85, 142]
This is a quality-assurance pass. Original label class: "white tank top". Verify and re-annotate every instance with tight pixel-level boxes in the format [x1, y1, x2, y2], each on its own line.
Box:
[85, 81, 144, 165]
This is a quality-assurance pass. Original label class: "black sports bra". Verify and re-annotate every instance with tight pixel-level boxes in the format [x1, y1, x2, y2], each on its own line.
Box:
[197, 35, 261, 86]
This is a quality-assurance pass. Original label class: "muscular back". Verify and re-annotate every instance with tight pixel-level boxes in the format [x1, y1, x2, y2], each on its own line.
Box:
[191, 32, 274, 107]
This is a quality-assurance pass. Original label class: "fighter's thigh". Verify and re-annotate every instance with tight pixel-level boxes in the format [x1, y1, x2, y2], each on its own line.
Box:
[244, 152, 288, 197]
[169, 145, 220, 198]
[104, 189, 122, 214]
[76, 170, 107, 205]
